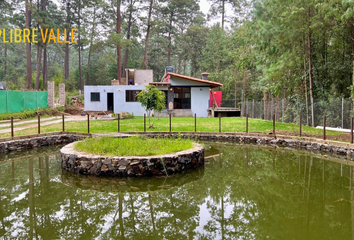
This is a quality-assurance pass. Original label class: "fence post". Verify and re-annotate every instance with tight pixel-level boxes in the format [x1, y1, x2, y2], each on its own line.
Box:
[62, 114, 65, 132]
[87, 114, 90, 134]
[273, 114, 275, 136]
[219, 113, 221, 133]
[38, 115, 40, 134]
[351, 117, 353, 144]
[169, 113, 171, 132]
[118, 114, 120, 133]
[299, 115, 302, 137]
[246, 113, 248, 134]
[195, 113, 197, 132]
[323, 116, 326, 140]
[144, 114, 146, 132]
[11, 117, 14, 137]
[252, 100, 255, 118]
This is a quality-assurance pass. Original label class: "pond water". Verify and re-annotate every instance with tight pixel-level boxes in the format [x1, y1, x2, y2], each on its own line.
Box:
[1, 143, 354, 239]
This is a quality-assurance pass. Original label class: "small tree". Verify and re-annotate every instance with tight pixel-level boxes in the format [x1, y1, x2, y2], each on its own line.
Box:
[137, 85, 166, 127]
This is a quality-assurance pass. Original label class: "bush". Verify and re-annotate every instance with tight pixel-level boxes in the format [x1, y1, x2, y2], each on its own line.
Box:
[0, 106, 65, 120]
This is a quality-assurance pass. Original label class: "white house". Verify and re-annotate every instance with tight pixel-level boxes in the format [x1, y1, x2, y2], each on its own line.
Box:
[84, 70, 222, 117]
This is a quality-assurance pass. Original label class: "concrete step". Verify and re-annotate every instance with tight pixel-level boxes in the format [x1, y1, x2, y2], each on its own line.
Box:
[160, 109, 193, 117]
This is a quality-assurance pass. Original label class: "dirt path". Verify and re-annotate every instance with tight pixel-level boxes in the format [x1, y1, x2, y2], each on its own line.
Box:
[0, 115, 87, 134]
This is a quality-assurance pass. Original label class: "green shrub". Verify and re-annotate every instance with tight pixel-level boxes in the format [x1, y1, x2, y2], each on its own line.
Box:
[0, 106, 64, 120]
[121, 112, 134, 119]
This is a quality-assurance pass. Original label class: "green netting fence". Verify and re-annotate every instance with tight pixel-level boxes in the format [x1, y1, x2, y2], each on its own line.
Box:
[0, 90, 48, 114]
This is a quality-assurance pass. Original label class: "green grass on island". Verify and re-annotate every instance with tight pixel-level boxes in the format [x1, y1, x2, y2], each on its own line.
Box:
[74, 136, 194, 156]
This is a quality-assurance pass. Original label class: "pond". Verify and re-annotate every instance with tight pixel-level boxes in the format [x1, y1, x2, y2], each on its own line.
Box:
[0, 143, 353, 239]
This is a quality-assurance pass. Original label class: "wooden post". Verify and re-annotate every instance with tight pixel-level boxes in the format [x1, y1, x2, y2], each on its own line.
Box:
[299, 114, 302, 137]
[144, 114, 146, 132]
[219, 113, 221, 133]
[246, 114, 249, 134]
[273, 114, 275, 136]
[62, 114, 65, 132]
[118, 114, 120, 132]
[38, 115, 40, 134]
[87, 114, 90, 134]
[11, 117, 14, 137]
[169, 113, 171, 132]
[351, 117, 353, 144]
[323, 116, 326, 140]
[195, 113, 197, 132]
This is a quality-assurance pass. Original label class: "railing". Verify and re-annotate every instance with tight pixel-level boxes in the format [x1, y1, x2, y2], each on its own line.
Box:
[3, 113, 354, 143]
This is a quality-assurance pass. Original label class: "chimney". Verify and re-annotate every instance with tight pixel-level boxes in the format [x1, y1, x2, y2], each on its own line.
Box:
[201, 72, 210, 80]
[166, 66, 174, 74]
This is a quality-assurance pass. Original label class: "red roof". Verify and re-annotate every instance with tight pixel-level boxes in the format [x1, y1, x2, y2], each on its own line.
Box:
[166, 72, 222, 88]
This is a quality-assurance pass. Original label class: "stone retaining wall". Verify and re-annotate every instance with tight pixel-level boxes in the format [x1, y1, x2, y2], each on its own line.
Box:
[60, 142, 204, 177]
[0, 133, 87, 153]
[142, 133, 354, 158]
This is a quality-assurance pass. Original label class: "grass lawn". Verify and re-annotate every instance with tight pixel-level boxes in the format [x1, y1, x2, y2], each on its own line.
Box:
[0, 116, 345, 140]
[74, 136, 194, 156]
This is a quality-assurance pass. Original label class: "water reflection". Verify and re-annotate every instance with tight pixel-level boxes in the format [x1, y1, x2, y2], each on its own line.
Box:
[1, 144, 354, 239]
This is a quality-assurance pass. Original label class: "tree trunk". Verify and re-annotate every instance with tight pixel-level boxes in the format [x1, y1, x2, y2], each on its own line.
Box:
[221, 0, 225, 30]
[35, 45, 42, 90]
[42, 0, 47, 90]
[308, 7, 315, 127]
[177, 56, 182, 74]
[64, 0, 70, 80]
[167, 12, 173, 66]
[351, 25, 354, 114]
[43, 48, 47, 90]
[86, 7, 96, 85]
[143, 0, 153, 69]
[26, 0, 32, 89]
[276, 97, 280, 121]
[303, 32, 309, 126]
[4, 45, 7, 79]
[117, 0, 122, 84]
[234, 67, 237, 108]
[264, 92, 267, 120]
[123, 0, 134, 78]
[78, 0, 82, 91]
[242, 68, 246, 117]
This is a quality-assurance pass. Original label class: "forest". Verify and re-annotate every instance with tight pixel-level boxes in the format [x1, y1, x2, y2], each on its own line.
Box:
[1, 0, 354, 126]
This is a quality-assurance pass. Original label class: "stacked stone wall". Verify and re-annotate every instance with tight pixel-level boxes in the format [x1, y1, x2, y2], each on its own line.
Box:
[0, 133, 87, 153]
[47, 81, 55, 108]
[59, 83, 65, 105]
[60, 142, 204, 177]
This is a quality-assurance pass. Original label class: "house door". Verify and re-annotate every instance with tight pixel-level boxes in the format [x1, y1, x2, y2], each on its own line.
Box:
[173, 87, 191, 109]
[107, 93, 114, 111]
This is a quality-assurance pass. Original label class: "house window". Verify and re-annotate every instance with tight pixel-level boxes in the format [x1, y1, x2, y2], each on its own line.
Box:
[91, 92, 100, 102]
[126, 90, 141, 102]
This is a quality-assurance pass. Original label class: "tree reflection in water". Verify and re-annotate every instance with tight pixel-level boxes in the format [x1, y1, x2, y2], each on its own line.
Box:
[0, 143, 353, 239]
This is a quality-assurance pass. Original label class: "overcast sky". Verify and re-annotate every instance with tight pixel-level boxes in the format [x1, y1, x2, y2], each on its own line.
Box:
[199, 0, 210, 15]
[199, 0, 233, 28]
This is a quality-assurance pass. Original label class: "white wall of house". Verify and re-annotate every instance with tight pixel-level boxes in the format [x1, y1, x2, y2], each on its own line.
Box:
[169, 76, 210, 86]
[84, 76, 211, 117]
[85, 85, 146, 115]
[191, 87, 210, 117]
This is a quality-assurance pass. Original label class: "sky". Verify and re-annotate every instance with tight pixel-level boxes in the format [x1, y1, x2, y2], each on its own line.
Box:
[199, 0, 233, 28]
[199, 0, 211, 15]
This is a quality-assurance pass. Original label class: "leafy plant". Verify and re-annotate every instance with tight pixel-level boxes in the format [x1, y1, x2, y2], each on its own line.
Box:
[137, 85, 166, 128]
